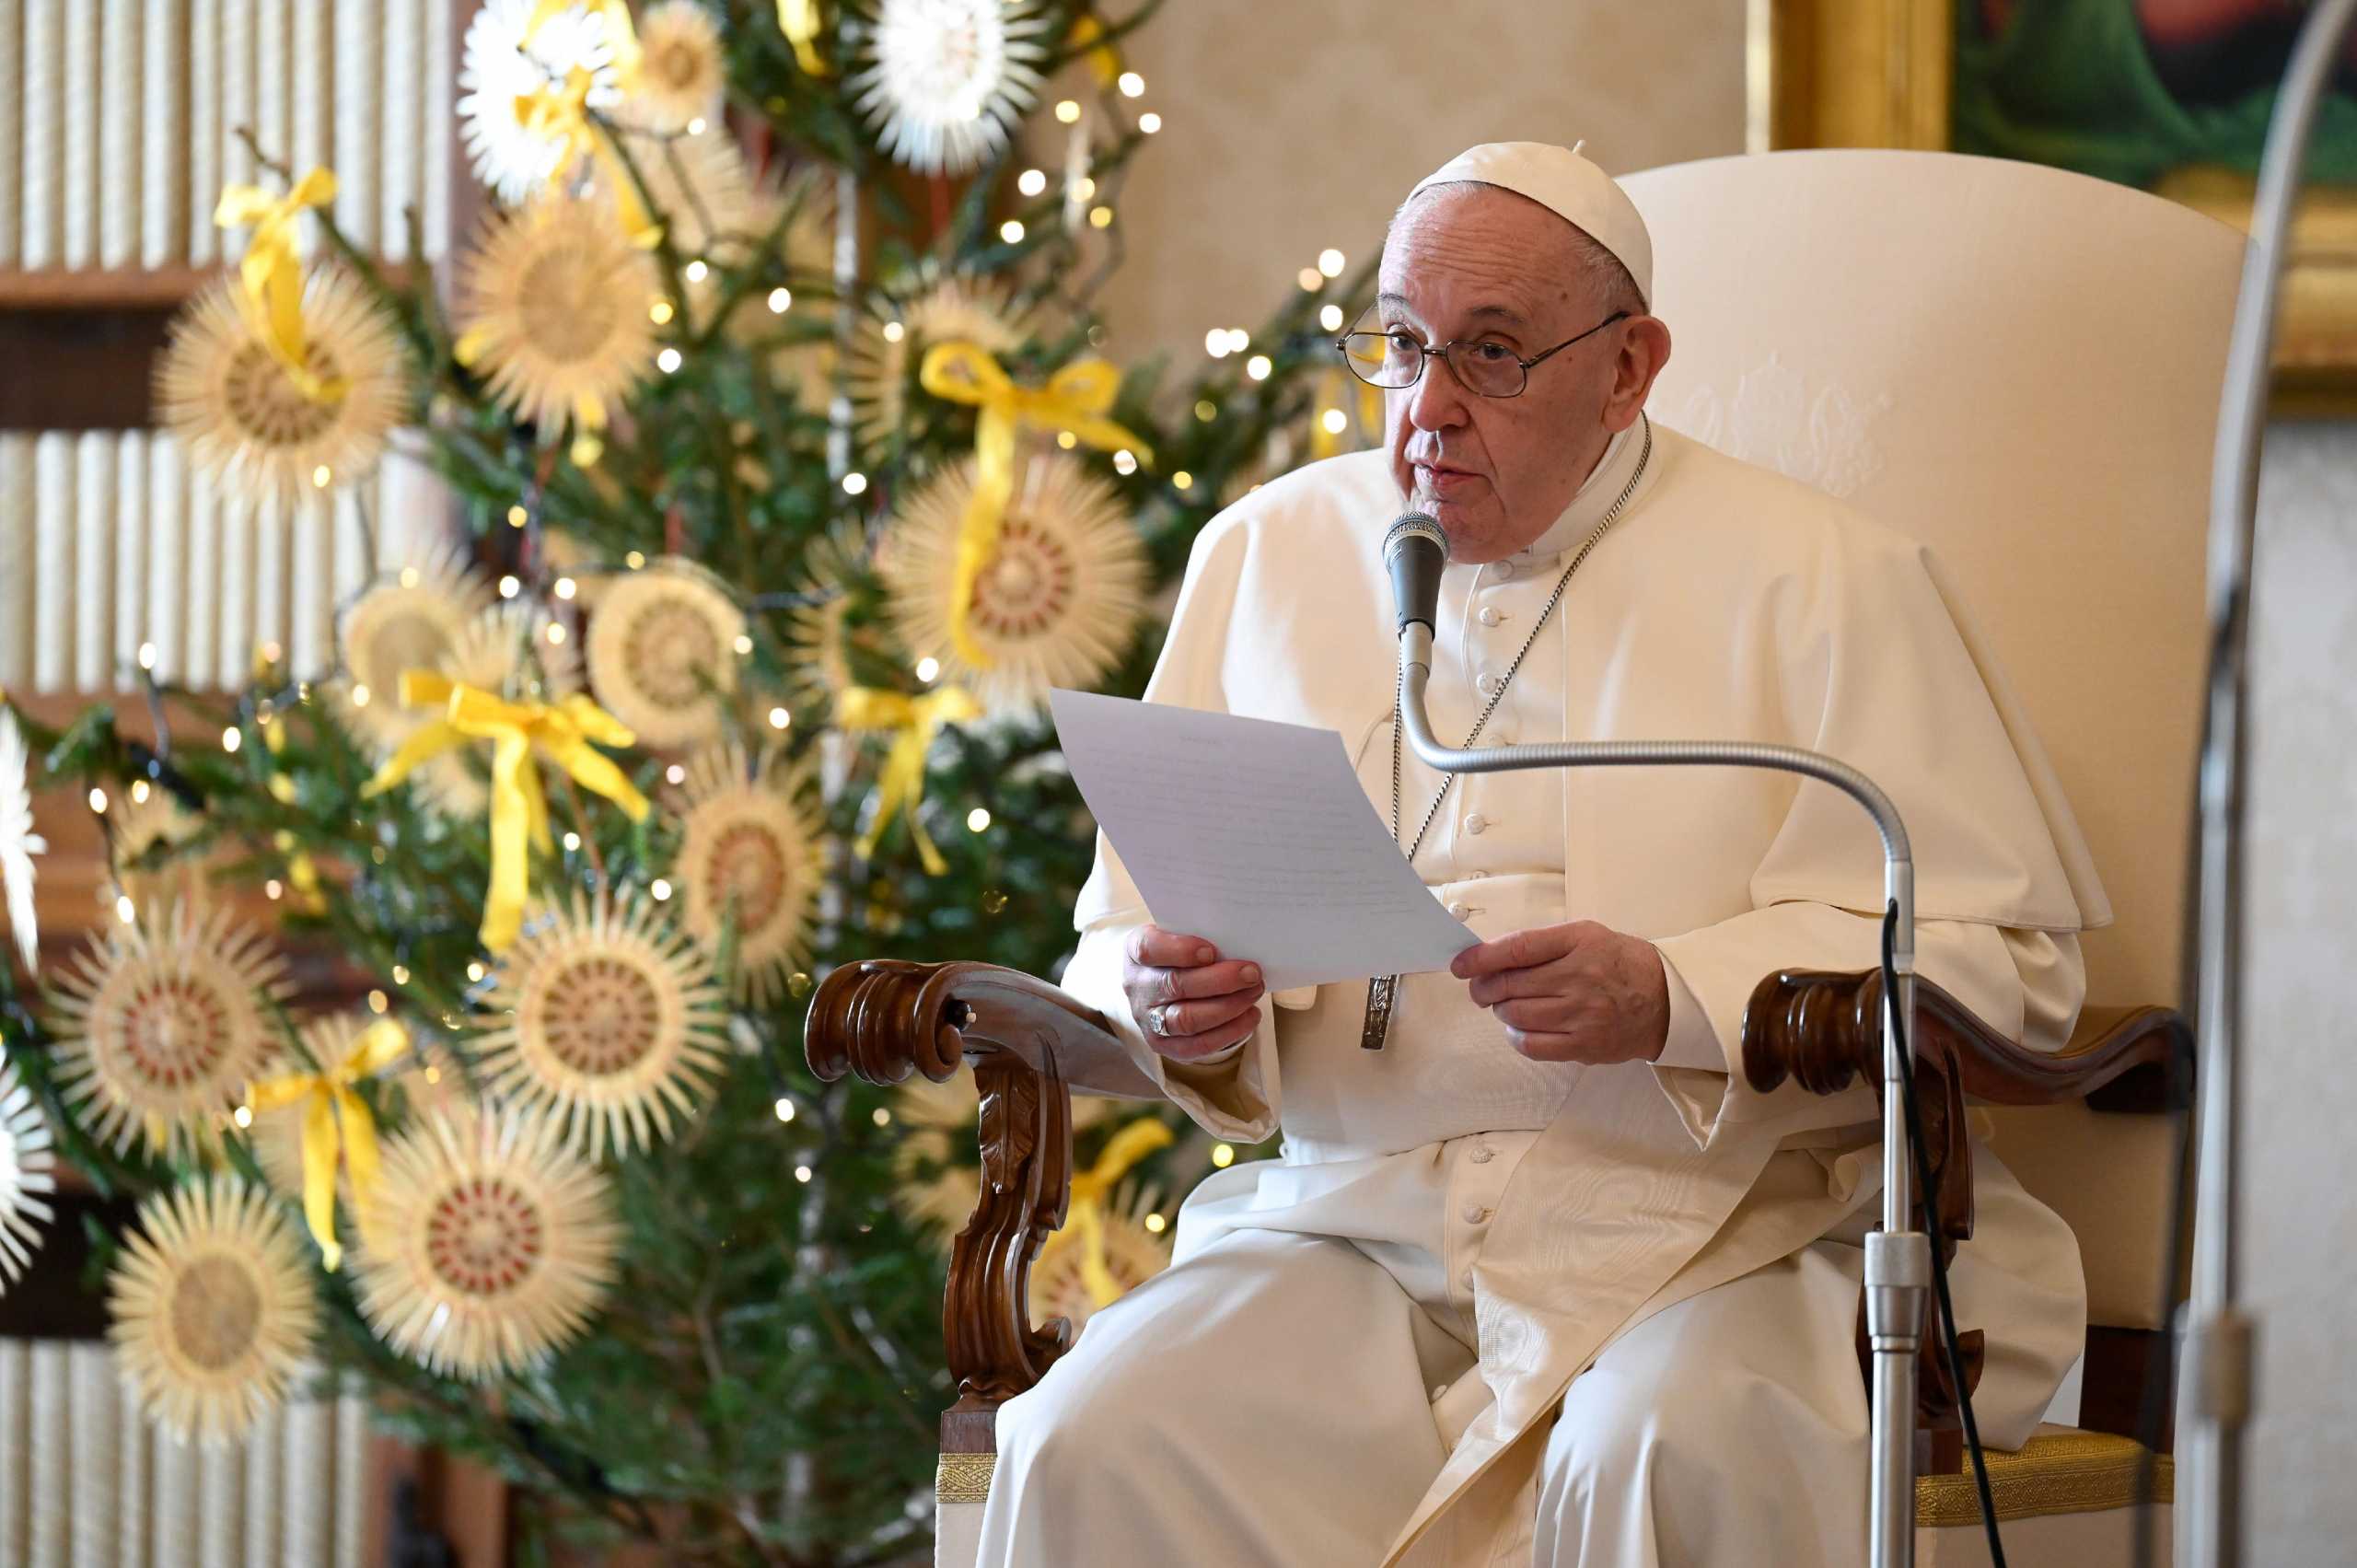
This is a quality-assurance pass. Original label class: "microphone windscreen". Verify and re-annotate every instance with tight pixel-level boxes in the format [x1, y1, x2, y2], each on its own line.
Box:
[1384, 513, 1448, 633]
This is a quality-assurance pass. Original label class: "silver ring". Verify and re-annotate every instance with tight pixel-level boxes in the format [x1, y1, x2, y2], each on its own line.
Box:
[1148, 1005, 1172, 1037]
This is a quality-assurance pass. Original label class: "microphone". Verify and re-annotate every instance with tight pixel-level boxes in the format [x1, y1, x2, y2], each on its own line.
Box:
[1383, 511, 1448, 633]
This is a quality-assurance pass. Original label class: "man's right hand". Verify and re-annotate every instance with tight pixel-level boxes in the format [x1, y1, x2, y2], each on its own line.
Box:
[1121, 925, 1265, 1063]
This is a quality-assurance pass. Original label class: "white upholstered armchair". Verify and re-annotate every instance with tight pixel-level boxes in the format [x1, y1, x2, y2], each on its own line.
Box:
[807, 149, 2241, 1566]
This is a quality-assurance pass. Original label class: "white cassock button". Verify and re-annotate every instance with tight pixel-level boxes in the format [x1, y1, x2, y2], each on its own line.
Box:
[1463, 1202, 1492, 1225]
[1476, 671, 1502, 696]
[1489, 560, 1517, 582]
[1469, 1141, 1494, 1165]
[1464, 812, 1488, 835]
[1446, 900, 1469, 918]
[1477, 606, 1503, 627]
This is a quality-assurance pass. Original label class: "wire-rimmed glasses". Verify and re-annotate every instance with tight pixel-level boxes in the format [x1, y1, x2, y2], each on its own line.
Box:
[1336, 309, 1631, 399]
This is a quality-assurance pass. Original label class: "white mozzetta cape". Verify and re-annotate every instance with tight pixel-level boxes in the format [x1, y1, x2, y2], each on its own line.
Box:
[1056, 424, 2106, 1559]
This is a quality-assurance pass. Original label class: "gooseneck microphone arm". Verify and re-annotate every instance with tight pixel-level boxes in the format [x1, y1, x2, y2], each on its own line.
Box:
[1384, 518, 1929, 1568]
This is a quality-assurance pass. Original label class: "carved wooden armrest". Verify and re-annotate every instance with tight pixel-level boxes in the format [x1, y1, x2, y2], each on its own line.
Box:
[805, 959, 1139, 1458]
[1740, 969, 2192, 1466]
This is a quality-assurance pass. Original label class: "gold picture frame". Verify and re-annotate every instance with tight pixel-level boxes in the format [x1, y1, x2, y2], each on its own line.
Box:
[1752, 0, 2357, 409]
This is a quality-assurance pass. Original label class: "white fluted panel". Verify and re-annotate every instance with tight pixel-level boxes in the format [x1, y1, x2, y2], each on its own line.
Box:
[215, 487, 253, 685]
[150, 1430, 198, 1568]
[183, 470, 222, 691]
[331, 1390, 365, 1568]
[220, 0, 255, 213]
[252, 1, 290, 200]
[382, 0, 424, 258]
[251, 492, 288, 667]
[195, 1439, 240, 1568]
[238, 1402, 279, 1568]
[334, 0, 385, 255]
[118, 1378, 150, 1568]
[0, 1340, 28, 1563]
[289, 492, 332, 677]
[423, 0, 452, 261]
[280, 1377, 331, 1566]
[146, 438, 187, 686]
[59, 0, 98, 270]
[0, 0, 22, 268]
[20, 0, 62, 271]
[66, 1344, 115, 1568]
[98, 0, 143, 271]
[141, 0, 190, 270]
[27, 1342, 67, 1568]
[115, 433, 149, 684]
[187, 0, 222, 265]
[0, 434, 29, 689]
[31, 436, 74, 692]
[71, 434, 114, 691]
[291, 0, 333, 245]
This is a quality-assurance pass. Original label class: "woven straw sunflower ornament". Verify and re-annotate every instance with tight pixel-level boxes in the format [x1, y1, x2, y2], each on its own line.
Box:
[46, 902, 292, 1159]
[670, 744, 821, 1006]
[625, 1, 726, 133]
[351, 1108, 621, 1382]
[472, 890, 729, 1159]
[454, 193, 663, 438]
[103, 786, 209, 922]
[880, 453, 1147, 711]
[849, 0, 1048, 176]
[0, 1057, 55, 1289]
[457, 0, 624, 206]
[331, 545, 496, 759]
[1028, 1179, 1172, 1333]
[404, 601, 587, 819]
[155, 269, 412, 508]
[847, 278, 1029, 451]
[582, 557, 745, 749]
[106, 1179, 319, 1445]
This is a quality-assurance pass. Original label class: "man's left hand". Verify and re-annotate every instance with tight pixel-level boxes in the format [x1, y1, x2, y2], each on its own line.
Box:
[1450, 921, 1671, 1064]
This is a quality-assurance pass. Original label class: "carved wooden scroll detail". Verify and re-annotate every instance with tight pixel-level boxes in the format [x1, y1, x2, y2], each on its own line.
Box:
[806, 959, 1128, 1457]
[1742, 967, 2191, 1466]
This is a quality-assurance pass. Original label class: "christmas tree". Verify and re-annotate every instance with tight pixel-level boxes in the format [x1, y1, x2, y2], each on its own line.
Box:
[0, 1, 1379, 1561]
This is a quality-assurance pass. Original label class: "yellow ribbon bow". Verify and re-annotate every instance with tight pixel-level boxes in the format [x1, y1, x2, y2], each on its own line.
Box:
[526, 0, 642, 87]
[508, 65, 664, 250]
[1067, 14, 1121, 88]
[214, 168, 344, 403]
[918, 342, 1154, 668]
[775, 0, 830, 75]
[247, 1018, 412, 1272]
[360, 672, 651, 952]
[1045, 1116, 1176, 1309]
[835, 684, 982, 875]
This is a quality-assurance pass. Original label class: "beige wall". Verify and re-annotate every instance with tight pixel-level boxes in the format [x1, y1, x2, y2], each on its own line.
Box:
[1057, 0, 1747, 366]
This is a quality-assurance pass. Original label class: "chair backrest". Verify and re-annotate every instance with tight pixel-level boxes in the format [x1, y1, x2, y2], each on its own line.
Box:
[1622, 151, 2242, 1336]
[1621, 149, 2243, 1012]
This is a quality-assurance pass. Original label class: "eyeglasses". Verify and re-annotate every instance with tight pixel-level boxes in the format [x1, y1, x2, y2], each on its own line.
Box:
[1335, 309, 1631, 399]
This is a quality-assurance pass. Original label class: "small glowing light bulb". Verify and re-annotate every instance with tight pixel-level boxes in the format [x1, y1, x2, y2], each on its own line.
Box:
[769, 706, 791, 730]
[657, 347, 683, 373]
[1139, 111, 1162, 134]
[684, 259, 709, 283]
[766, 286, 790, 313]
[311, 464, 332, 488]
[999, 219, 1026, 243]
[1246, 354, 1272, 381]
[1318, 248, 1346, 277]
[497, 575, 520, 598]
[554, 576, 576, 600]
[914, 656, 941, 683]
[1322, 408, 1349, 434]
[967, 807, 991, 831]
[1118, 71, 1145, 98]
[842, 471, 868, 495]
[775, 1098, 796, 1122]
[1055, 99, 1081, 123]
[1017, 168, 1047, 196]
[651, 877, 673, 901]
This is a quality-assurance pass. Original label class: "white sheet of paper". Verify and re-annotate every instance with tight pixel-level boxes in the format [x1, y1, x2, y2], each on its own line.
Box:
[1050, 690, 1479, 991]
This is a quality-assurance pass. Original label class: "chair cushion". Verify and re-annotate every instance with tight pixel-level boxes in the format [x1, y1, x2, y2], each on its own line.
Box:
[1917, 1423, 2172, 1527]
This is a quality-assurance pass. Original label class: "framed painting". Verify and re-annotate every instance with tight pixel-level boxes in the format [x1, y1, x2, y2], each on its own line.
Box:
[1756, 0, 2357, 406]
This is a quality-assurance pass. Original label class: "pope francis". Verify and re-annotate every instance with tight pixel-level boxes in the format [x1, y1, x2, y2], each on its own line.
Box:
[979, 143, 2101, 1566]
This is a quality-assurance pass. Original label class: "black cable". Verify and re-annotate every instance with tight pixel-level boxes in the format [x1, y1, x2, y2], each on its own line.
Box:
[1881, 900, 2008, 1568]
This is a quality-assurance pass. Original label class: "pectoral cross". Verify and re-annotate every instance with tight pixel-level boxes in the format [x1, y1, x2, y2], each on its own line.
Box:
[1360, 971, 1399, 1051]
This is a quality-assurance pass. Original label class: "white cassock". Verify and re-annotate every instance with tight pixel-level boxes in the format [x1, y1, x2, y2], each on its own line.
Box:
[979, 420, 2107, 1567]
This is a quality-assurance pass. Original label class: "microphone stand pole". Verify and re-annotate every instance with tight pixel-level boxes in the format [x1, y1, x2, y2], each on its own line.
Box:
[2185, 2, 2357, 1562]
[1395, 623, 1926, 1568]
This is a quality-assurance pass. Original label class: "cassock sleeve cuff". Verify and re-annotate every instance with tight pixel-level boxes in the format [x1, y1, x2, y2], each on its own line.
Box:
[1061, 922, 1280, 1144]
[1648, 949, 1734, 1150]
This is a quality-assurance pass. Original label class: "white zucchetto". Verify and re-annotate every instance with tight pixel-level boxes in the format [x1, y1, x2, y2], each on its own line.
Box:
[1407, 141, 1654, 306]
